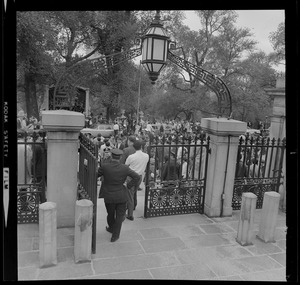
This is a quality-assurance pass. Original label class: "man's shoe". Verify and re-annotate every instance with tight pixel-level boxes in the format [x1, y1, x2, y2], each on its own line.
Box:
[126, 216, 134, 221]
[111, 236, 119, 242]
[106, 226, 113, 233]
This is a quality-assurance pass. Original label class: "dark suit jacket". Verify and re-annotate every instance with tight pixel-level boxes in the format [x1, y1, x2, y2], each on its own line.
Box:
[115, 143, 125, 150]
[161, 158, 181, 181]
[119, 146, 136, 164]
[98, 160, 140, 203]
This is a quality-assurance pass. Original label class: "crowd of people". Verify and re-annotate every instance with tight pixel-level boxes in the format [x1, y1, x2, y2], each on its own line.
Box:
[84, 117, 209, 242]
[17, 108, 270, 242]
[17, 110, 43, 131]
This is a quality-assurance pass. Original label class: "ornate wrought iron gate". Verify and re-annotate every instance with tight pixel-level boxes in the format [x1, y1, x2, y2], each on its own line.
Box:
[77, 133, 99, 253]
[17, 131, 47, 223]
[232, 136, 286, 210]
[144, 135, 210, 218]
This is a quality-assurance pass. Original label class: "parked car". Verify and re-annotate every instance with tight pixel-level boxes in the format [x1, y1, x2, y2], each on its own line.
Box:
[81, 124, 114, 138]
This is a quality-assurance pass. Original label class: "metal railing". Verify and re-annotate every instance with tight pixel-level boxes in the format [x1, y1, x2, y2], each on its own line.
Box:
[17, 130, 47, 223]
[232, 136, 286, 210]
[78, 133, 99, 253]
[144, 134, 210, 217]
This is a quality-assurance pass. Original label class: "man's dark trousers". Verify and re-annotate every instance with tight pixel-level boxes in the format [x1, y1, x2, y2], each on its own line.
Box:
[127, 175, 142, 217]
[105, 202, 127, 239]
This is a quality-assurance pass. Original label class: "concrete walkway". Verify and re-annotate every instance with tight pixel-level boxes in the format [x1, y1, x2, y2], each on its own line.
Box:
[18, 189, 287, 281]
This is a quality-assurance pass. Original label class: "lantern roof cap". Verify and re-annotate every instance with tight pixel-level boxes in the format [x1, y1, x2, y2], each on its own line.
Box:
[144, 11, 169, 38]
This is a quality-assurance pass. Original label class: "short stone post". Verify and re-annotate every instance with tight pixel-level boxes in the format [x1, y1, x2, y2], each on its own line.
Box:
[257, 191, 281, 243]
[74, 199, 93, 263]
[236, 192, 257, 246]
[39, 202, 57, 267]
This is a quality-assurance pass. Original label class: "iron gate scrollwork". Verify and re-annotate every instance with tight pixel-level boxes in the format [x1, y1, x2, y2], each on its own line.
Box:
[232, 136, 286, 210]
[144, 134, 210, 218]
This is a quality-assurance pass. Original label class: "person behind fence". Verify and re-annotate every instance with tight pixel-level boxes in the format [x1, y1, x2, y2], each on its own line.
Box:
[30, 133, 47, 202]
[31, 134, 46, 183]
[161, 150, 181, 187]
[236, 151, 247, 178]
[125, 140, 149, 221]
[17, 130, 32, 185]
[97, 148, 140, 242]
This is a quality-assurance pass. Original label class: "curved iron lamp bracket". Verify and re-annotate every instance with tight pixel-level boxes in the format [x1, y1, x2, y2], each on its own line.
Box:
[88, 47, 142, 71]
[167, 50, 232, 117]
[53, 47, 142, 101]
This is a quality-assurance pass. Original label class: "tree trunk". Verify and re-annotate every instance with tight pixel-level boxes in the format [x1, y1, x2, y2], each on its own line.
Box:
[24, 72, 40, 121]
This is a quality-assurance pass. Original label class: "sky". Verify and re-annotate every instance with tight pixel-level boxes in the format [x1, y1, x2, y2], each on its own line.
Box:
[183, 10, 285, 55]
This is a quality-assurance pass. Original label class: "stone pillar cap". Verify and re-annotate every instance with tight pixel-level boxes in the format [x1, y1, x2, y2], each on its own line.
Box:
[201, 117, 247, 137]
[264, 191, 281, 198]
[76, 199, 93, 206]
[242, 192, 257, 199]
[42, 110, 85, 131]
[39, 201, 57, 210]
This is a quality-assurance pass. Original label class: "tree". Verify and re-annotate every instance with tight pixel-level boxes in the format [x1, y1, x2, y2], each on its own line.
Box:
[46, 11, 107, 99]
[268, 22, 285, 68]
[154, 10, 257, 119]
[148, 10, 276, 124]
[17, 11, 142, 121]
[226, 51, 276, 123]
[210, 22, 257, 77]
[17, 11, 55, 120]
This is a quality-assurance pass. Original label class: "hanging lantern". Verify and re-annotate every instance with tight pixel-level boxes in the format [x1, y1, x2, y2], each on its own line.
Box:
[141, 11, 170, 84]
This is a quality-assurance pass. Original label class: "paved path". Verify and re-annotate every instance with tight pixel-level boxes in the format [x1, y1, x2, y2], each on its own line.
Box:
[18, 189, 287, 281]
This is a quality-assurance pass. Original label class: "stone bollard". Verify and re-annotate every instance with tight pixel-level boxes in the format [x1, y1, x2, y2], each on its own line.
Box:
[236, 192, 257, 246]
[39, 202, 57, 268]
[257, 191, 281, 243]
[74, 199, 93, 263]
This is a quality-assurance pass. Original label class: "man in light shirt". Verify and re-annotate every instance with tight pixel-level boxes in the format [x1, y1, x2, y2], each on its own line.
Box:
[125, 140, 149, 220]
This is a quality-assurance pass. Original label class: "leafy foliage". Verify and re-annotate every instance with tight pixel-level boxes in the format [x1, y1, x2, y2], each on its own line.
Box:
[268, 22, 285, 67]
[16, 10, 281, 125]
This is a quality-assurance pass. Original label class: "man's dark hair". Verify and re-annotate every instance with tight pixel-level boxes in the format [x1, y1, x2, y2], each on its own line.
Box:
[133, 140, 142, 150]
[128, 136, 136, 143]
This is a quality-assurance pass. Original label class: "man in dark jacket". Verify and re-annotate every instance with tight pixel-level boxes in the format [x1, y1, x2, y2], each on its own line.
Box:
[119, 135, 136, 164]
[98, 148, 140, 242]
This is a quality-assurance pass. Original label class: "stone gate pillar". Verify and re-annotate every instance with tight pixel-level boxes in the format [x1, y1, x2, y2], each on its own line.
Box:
[201, 117, 247, 217]
[42, 110, 84, 227]
[265, 76, 286, 211]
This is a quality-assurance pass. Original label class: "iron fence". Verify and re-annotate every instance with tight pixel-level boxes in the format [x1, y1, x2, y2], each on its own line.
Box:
[78, 133, 99, 254]
[232, 136, 286, 210]
[17, 130, 47, 223]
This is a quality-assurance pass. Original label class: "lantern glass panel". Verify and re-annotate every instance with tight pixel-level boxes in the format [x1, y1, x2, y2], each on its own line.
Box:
[153, 39, 165, 60]
[153, 63, 163, 72]
[145, 63, 152, 72]
[142, 38, 148, 61]
[146, 38, 153, 60]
